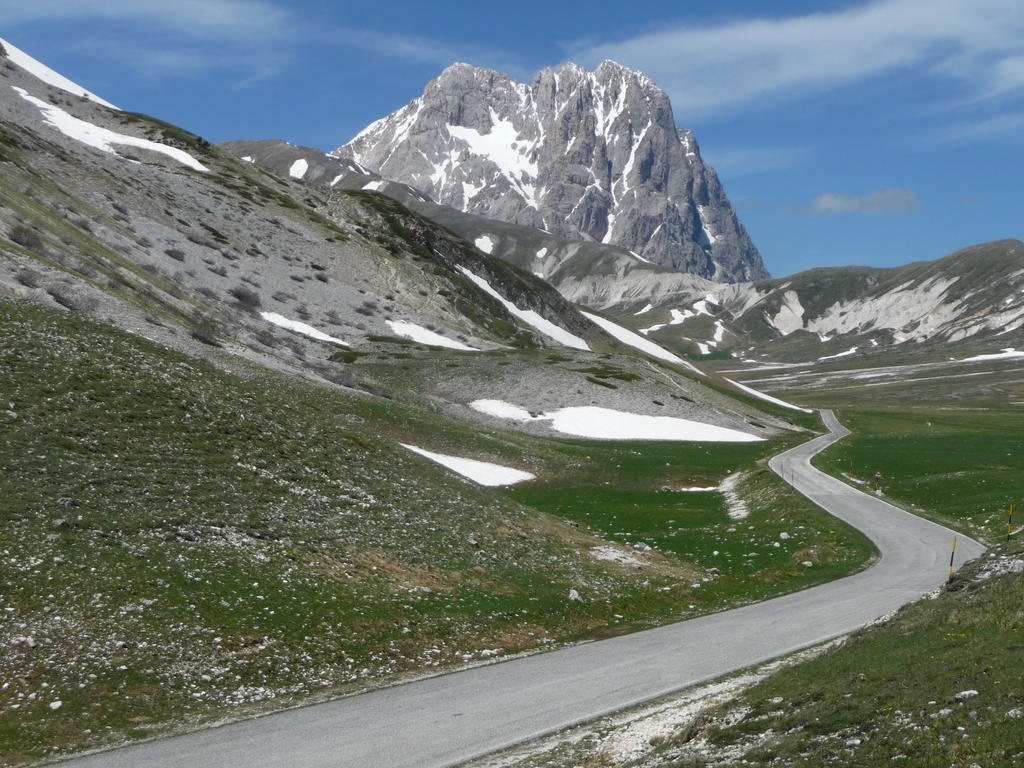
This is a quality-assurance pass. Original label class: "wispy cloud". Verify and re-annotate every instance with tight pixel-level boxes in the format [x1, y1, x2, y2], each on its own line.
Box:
[0, 0, 292, 41]
[935, 111, 1024, 143]
[570, 0, 1024, 118]
[1, 0, 522, 81]
[701, 146, 807, 178]
[802, 188, 919, 216]
[329, 28, 528, 79]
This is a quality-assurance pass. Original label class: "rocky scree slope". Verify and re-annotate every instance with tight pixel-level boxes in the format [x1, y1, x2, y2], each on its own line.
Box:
[332, 61, 766, 282]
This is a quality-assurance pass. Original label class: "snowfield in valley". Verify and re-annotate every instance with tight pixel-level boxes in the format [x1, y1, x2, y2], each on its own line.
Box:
[470, 400, 761, 442]
[962, 348, 1024, 362]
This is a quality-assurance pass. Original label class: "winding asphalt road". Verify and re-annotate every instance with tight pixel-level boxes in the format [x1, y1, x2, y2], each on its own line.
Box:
[61, 410, 985, 768]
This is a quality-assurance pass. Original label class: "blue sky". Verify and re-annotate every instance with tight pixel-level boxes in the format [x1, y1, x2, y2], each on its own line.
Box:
[2, 0, 1022, 278]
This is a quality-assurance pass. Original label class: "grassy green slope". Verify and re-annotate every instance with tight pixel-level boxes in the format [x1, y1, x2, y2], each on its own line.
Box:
[510, 468, 875, 612]
[813, 407, 1023, 541]
[0, 299, 877, 765]
[671, 539, 1024, 768]
[0, 299, 679, 764]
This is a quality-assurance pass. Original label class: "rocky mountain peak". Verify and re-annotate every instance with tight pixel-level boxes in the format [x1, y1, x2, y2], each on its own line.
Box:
[334, 61, 767, 282]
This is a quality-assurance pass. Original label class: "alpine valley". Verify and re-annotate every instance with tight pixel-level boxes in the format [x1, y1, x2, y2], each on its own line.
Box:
[1, 33, 1022, 768]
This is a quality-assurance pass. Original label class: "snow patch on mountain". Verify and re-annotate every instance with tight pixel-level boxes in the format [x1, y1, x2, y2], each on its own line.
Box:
[13, 88, 207, 172]
[581, 311, 703, 374]
[448, 110, 540, 208]
[962, 348, 1024, 362]
[456, 267, 589, 350]
[818, 346, 859, 361]
[767, 291, 806, 336]
[385, 320, 478, 351]
[640, 307, 696, 335]
[1, 36, 118, 109]
[724, 379, 811, 413]
[261, 312, 348, 346]
[401, 444, 535, 486]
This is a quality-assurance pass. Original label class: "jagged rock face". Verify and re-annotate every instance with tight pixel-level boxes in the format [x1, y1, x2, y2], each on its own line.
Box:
[334, 61, 768, 283]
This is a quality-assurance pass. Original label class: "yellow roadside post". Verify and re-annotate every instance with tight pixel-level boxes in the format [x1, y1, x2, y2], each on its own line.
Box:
[948, 536, 958, 582]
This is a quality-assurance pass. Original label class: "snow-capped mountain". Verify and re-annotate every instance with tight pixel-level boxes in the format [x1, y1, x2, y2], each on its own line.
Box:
[333, 61, 767, 283]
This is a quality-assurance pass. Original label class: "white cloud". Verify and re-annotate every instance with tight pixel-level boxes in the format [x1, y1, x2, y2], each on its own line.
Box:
[571, 0, 1024, 118]
[1, 0, 523, 80]
[802, 188, 919, 216]
[0, 0, 291, 41]
[935, 111, 1024, 143]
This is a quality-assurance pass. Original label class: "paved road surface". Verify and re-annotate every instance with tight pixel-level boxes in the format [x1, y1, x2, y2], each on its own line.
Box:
[61, 410, 985, 767]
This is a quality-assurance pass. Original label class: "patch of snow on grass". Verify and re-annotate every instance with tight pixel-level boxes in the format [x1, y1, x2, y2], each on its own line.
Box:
[536, 247, 548, 259]
[241, 155, 254, 163]
[469, 400, 761, 442]
[457, 267, 590, 350]
[260, 312, 348, 346]
[1, 36, 118, 109]
[400, 444, 535, 486]
[288, 159, 308, 179]
[474, 235, 495, 254]
[961, 348, 1024, 362]
[713, 321, 726, 343]
[362, 180, 385, 191]
[725, 378, 812, 413]
[628, 250, 653, 264]
[634, 303, 653, 315]
[671, 308, 695, 324]
[818, 346, 858, 361]
[581, 311, 703, 374]
[470, 399, 541, 422]
[385, 320, 478, 351]
[14, 88, 208, 172]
